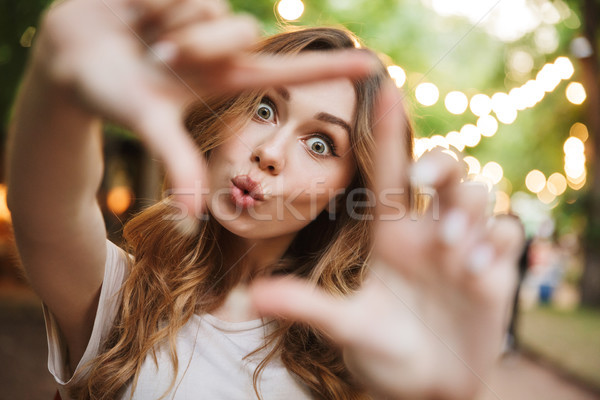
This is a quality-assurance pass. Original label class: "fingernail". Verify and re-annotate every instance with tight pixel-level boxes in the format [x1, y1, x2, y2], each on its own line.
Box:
[172, 215, 199, 237]
[410, 159, 439, 186]
[440, 209, 468, 246]
[462, 181, 488, 190]
[151, 41, 178, 64]
[467, 244, 494, 274]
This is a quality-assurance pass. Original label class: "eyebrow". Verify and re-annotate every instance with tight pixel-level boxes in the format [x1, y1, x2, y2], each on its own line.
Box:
[275, 87, 290, 101]
[314, 112, 352, 135]
[273, 87, 352, 135]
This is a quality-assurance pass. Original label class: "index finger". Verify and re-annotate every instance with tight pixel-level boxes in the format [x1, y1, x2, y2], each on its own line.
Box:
[373, 82, 412, 218]
[222, 50, 378, 91]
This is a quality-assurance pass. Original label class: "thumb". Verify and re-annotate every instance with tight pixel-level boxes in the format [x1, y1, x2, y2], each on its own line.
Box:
[249, 277, 358, 346]
[133, 102, 207, 222]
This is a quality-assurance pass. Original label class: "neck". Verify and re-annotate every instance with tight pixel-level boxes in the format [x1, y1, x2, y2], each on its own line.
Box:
[221, 229, 297, 283]
[210, 230, 296, 322]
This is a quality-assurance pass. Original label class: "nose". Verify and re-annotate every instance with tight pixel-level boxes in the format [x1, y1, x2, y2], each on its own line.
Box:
[251, 133, 287, 175]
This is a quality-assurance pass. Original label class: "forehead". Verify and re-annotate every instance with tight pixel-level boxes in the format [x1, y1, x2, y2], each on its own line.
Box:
[283, 78, 356, 123]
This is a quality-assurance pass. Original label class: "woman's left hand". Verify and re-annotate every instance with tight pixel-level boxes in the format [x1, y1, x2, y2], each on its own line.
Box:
[249, 85, 524, 400]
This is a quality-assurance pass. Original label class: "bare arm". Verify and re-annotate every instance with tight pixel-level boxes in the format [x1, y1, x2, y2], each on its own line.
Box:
[7, 54, 107, 370]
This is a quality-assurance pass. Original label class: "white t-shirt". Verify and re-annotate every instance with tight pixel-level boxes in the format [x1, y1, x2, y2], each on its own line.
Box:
[43, 240, 314, 400]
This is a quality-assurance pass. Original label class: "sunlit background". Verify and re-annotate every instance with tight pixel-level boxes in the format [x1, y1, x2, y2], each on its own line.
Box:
[0, 0, 599, 399]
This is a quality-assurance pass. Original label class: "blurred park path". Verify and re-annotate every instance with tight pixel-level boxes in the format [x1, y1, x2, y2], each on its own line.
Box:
[0, 283, 56, 400]
[1, 283, 599, 400]
[478, 353, 599, 400]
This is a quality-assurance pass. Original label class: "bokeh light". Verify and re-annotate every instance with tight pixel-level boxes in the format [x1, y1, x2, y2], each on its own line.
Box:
[387, 65, 406, 88]
[554, 56, 575, 79]
[491, 92, 518, 124]
[509, 50, 534, 75]
[469, 94, 492, 116]
[521, 80, 545, 108]
[460, 124, 481, 147]
[563, 134, 586, 183]
[564, 153, 586, 179]
[498, 177, 513, 195]
[534, 25, 559, 54]
[107, 186, 133, 215]
[413, 138, 429, 159]
[493, 190, 511, 214]
[415, 82, 439, 106]
[525, 170, 546, 193]
[277, 0, 304, 20]
[497, 109, 517, 124]
[570, 122, 588, 142]
[477, 115, 499, 137]
[536, 63, 561, 92]
[0, 184, 11, 222]
[563, 136, 585, 154]
[566, 82, 587, 105]
[547, 172, 567, 196]
[537, 186, 557, 204]
[482, 161, 504, 184]
[463, 156, 481, 175]
[509, 87, 528, 111]
[430, 134, 449, 149]
[444, 91, 468, 114]
[445, 130, 464, 152]
[567, 172, 587, 190]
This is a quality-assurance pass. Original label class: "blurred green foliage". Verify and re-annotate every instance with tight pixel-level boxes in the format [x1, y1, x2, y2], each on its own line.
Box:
[0, 0, 53, 145]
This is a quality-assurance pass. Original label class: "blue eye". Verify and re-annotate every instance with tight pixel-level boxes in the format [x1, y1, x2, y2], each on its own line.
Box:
[256, 100, 275, 122]
[305, 137, 331, 155]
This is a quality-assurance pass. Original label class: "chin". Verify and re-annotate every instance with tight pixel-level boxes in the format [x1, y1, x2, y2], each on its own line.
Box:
[216, 216, 268, 239]
[206, 196, 322, 241]
[211, 210, 309, 242]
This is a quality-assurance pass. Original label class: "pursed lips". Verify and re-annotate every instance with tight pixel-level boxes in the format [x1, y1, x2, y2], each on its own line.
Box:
[229, 175, 268, 209]
[231, 175, 265, 200]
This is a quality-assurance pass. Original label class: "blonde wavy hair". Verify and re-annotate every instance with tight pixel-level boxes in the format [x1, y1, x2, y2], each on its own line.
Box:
[70, 27, 414, 399]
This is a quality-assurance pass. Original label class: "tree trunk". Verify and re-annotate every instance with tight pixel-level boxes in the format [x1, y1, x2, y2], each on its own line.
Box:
[580, 0, 600, 306]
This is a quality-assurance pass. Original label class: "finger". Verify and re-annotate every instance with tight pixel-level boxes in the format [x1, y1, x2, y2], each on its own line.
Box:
[249, 277, 359, 345]
[132, 101, 207, 223]
[486, 215, 525, 264]
[222, 50, 377, 91]
[128, 0, 184, 21]
[411, 149, 465, 201]
[437, 181, 489, 247]
[131, 0, 229, 22]
[462, 216, 523, 297]
[159, 0, 230, 31]
[158, 15, 259, 63]
[373, 82, 411, 217]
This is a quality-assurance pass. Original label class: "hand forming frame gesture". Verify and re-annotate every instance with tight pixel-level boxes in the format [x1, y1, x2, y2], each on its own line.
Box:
[250, 86, 524, 400]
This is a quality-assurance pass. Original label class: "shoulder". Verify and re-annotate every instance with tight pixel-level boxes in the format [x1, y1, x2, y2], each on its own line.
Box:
[44, 239, 131, 389]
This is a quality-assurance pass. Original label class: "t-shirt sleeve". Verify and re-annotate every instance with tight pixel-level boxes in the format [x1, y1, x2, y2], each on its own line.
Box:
[42, 239, 130, 393]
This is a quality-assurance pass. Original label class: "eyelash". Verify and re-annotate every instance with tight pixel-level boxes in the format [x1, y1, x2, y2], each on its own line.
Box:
[254, 96, 339, 158]
[310, 133, 339, 157]
[255, 97, 277, 122]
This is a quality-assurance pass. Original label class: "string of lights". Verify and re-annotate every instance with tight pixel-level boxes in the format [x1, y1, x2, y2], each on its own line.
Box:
[274, 0, 588, 212]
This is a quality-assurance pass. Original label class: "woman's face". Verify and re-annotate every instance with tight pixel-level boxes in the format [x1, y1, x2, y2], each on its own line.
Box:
[205, 78, 357, 240]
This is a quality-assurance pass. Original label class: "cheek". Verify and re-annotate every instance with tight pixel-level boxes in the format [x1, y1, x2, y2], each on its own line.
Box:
[287, 162, 356, 210]
[209, 140, 244, 165]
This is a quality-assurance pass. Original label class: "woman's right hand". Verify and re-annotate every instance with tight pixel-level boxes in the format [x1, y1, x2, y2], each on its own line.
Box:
[33, 0, 374, 217]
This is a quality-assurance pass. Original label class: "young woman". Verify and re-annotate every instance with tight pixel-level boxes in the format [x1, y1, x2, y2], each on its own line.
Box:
[6, 0, 524, 399]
